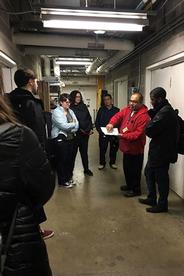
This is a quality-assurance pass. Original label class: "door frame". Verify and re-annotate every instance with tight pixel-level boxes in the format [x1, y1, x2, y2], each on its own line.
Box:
[113, 75, 128, 108]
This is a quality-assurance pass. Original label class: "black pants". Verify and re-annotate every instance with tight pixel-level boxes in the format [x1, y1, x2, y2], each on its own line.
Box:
[145, 163, 170, 209]
[123, 153, 144, 193]
[72, 134, 90, 172]
[54, 135, 76, 185]
[99, 134, 119, 165]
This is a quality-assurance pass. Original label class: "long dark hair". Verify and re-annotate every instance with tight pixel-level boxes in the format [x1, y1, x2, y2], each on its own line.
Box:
[70, 90, 83, 105]
[0, 94, 17, 124]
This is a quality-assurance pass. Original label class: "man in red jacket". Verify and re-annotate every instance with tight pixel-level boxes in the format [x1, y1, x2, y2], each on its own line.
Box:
[106, 92, 150, 197]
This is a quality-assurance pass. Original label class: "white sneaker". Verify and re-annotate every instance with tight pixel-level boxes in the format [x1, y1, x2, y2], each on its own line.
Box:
[98, 164, 105, 170]
[69, 179, 76, 185]
[59, 182, 73, 188]
[110, 164, 117, 169]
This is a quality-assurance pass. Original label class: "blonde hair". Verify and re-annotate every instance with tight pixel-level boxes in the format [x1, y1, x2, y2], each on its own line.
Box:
[0, 94, 17, 124]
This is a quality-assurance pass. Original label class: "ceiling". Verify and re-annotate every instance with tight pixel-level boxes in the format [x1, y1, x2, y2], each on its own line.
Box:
[7, 0, 159, 78]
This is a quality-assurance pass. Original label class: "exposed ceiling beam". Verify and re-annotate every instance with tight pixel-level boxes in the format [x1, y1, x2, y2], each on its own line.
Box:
[13, 33, 134, 51]
[24, 46, 109, 58]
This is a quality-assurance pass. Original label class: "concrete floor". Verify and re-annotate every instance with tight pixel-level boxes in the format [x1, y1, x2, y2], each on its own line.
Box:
[43, 132, 184, 276]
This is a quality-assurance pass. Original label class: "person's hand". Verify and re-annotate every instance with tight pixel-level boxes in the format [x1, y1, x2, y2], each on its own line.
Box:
[89, 130, 94, 135]
[106, 124, 113, 132]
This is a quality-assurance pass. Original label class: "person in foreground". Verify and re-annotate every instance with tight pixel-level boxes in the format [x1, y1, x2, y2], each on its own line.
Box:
[8, 68, 54, 239]
[0, 94, 54, 275]
[139, 87, 179, 213]
[106, 92, 150, 197]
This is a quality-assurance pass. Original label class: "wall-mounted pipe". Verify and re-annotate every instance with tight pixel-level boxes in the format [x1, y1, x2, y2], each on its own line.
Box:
[136, 0, 158, 10]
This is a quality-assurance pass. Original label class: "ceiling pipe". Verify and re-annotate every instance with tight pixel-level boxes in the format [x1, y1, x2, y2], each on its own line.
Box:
[113, 0, 116, 9]
[136, 0, 149, 10]
[85, 57, 106, 75]
[136, 0, 158, 10]
[95, 50, 133, 74]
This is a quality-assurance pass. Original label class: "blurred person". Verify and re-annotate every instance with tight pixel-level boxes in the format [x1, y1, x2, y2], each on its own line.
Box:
[106, 92, 150, 197]
[0, 94, 54, 276]
[139, 87, 179, 213]
[8, 68, 54, 240]
[95, 94, 119, 170]
[70, 90, 93, 176]
[51, 93, 79, 188]
[50, 97, 57, 110]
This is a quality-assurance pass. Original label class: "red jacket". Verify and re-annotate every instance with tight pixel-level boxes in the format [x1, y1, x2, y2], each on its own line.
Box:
[109, 105, 150, 155]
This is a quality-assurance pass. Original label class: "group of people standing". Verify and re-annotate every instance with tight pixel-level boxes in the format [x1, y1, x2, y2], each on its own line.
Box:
[0, 67, 180, 276]
[49, 84, 179, 215]
[51, 90, 94, 188]
[106, 88, 179, 213]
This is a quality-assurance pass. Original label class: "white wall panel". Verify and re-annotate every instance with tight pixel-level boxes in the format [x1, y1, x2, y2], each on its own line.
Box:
[146, 61, 184, 198]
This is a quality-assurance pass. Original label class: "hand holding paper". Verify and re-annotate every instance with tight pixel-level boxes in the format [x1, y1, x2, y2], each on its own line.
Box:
[101, 127, 119, 136]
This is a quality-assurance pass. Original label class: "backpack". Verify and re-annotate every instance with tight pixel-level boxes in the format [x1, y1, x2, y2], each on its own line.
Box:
[177, 114, 184, 154]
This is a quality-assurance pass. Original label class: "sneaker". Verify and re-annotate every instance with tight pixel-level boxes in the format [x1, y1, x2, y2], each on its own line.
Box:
[41, 229, 54, 240]
[84, 169, 93, 176]
[69, 179, 76, 185]
[110, 164, 117, 169]
[59, 182, 73, 188]
[98, 164, 105, 170]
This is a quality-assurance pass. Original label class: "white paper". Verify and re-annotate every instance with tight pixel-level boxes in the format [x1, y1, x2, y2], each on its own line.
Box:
[101, 127, 119, 136]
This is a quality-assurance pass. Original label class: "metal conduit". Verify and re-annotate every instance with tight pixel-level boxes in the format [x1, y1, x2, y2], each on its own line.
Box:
[114, 13, 184, 70]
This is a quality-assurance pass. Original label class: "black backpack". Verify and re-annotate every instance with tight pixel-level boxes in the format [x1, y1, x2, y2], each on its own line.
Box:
[177, 114, 184, 154]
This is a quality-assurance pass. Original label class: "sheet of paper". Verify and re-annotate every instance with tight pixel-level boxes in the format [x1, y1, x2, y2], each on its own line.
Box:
[101, 127, 119, 136]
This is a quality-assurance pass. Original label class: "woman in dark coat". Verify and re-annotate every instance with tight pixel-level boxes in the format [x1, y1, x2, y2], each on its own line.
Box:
[70, 90, 93, 176]
[0, 94, 54, 276]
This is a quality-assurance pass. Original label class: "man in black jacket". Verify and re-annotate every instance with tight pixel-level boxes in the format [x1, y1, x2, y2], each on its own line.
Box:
[95, 94, 119, 169]
[139, 87, 179, 213]
[8, 68, 54, 238]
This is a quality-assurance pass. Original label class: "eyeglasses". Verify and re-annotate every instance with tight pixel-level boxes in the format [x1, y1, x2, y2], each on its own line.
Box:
[129, 100, 139, 104]
[64, 100, 70, 104]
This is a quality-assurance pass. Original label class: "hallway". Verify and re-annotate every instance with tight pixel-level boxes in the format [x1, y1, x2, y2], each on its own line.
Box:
[44, 133, 184, 276]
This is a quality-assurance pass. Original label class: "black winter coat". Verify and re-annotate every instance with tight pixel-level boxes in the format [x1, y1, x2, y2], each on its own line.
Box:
[70, 102, 93, 133]
[95, 105, 120, 134]
[146, 100, 179, 167]
[0, 123, 54, 276]
[8, 88, 46, 148]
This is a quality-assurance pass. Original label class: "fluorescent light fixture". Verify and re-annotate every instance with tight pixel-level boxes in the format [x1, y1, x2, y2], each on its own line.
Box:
[0, 51, 16, 66]
[41, 8, 147, 20]
[57, 57, 92, 62]
[55, 60, 92, 65]
[94, 30, 106, 35]
[41, 8, 148, 32]
[44, 20, 144, 32]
